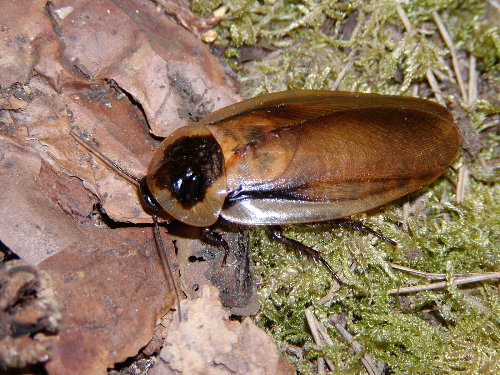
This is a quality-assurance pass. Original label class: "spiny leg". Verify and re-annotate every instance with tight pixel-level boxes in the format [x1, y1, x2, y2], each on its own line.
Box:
[269, 225, 343, 285]
[333, 219, 397, 247]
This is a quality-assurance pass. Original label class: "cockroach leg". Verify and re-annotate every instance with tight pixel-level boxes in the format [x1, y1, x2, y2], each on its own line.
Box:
[269, 226, 343, 285]
[200, 227, 231, 265]
[333, 219, 398, 247]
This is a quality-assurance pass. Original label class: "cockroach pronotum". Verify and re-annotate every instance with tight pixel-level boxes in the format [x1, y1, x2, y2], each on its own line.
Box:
[72, 90, 460, 298]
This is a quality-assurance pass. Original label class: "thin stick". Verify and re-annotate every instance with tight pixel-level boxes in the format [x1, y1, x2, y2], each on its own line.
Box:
[402, 199, 410, 232]
[330, 314, 382, 375]
[468, 54, 477, 105]
[395, 5, 413, 33]
[488, 0, 500, 11]
[332, 57, 355, 90]
[390, 263, 487, 281]
[318, 273, 344, 305]
[425, 69, 446, 105]
[317, 357, 326, 375]
[153, 215, 182, 320]
[388, 273, 500, 295]
[395, 5, 445, 105]
[433, 11, 468, 103]
[456, 164, 469, 203]
[304, 308, 336, 372]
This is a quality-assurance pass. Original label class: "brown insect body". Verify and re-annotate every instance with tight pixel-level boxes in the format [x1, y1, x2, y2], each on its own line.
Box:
[146, 90, 460, 227]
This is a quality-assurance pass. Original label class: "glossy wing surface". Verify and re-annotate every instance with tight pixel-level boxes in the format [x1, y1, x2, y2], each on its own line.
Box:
[205, 90, 452, 161]
[215, 104, 459, 225]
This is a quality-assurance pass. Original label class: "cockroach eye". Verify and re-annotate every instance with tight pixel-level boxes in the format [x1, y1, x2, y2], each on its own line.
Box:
[139, 177, 163, 216]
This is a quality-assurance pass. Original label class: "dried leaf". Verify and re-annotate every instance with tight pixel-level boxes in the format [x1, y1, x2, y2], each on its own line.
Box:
[151, 285, 295, 375]
[0, 0, 240, 373]
[42, 225, 175, 375]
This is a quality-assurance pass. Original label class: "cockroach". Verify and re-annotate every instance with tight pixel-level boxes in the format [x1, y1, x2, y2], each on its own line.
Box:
[72, 90, 460, 288]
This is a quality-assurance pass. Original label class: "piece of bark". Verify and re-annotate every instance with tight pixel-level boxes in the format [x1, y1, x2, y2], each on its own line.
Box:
[0, 130, 177, 373]
[0, 260, 61, 369]
[0, 136, 88, 264]
[150, 285, 296, 375]
[0, 83, 31, 110]
[171, 222, 260, 317]
[0, 0, 54, 87]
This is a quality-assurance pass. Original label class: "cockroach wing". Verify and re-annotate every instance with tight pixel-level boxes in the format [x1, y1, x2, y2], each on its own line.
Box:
[204, 90, 453, 161]
[208, 94, 459, 225]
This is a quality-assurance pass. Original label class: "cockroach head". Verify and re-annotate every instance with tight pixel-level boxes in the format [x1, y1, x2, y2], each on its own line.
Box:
[145, 125, 227, 227]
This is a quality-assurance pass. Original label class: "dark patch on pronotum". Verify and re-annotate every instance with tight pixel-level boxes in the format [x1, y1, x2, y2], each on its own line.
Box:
[152, 135, 224, 209]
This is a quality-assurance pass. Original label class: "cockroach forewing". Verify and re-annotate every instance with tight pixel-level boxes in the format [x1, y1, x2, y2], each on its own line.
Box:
[212, 95, 459, 225]
[205, 90, 453, 160]
[203, 90, 451, 125]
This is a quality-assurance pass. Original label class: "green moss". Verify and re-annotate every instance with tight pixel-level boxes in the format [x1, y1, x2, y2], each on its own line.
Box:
[194, 0, 499, 373]
[191, 0, 222, 16]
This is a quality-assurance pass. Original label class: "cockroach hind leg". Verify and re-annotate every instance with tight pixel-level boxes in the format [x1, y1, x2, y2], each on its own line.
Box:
[334, 219, 398, 247]
[269, 226, 343, 285]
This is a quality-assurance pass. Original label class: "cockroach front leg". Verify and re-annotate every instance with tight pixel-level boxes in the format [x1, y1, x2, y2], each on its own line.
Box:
[200, 227, 231, 265]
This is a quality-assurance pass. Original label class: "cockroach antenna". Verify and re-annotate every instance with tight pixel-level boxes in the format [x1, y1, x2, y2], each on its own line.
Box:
[70, 128, 182, 320]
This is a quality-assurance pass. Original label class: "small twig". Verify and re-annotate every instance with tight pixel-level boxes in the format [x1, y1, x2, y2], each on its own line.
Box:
[318, 262, 349, 306]
[433, 11, 468, 103]
[317, 357, 326, 375]
[389, 263, 487, 281]
[456, 164, 469, 203]
[488, 0, 500, 11]
[305, 307, 323, 342]
[431, 65, 449, 82]
[282, 343, 304, 360]
[402, 198, 410, 232]
[388, 273, 500, 295]
[332, 57, 355, 90]
[410, 83, 419, 97]
[416, 27, 435, 36]
[468, 54, 477, 106]
[425, 69, 446, 105]
[396, 5, 446, 105]
[330, 314, 382, 375]
[395, 5, 413, 33]
[317, 278, 343, 306]
[305, 307, 336, 372]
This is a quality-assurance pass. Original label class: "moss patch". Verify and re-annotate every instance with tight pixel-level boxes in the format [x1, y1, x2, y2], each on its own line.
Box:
[195, 0, 499, 373]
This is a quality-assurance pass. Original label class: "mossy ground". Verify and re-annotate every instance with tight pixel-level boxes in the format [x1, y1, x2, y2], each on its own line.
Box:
[194, 1, 499, 373]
